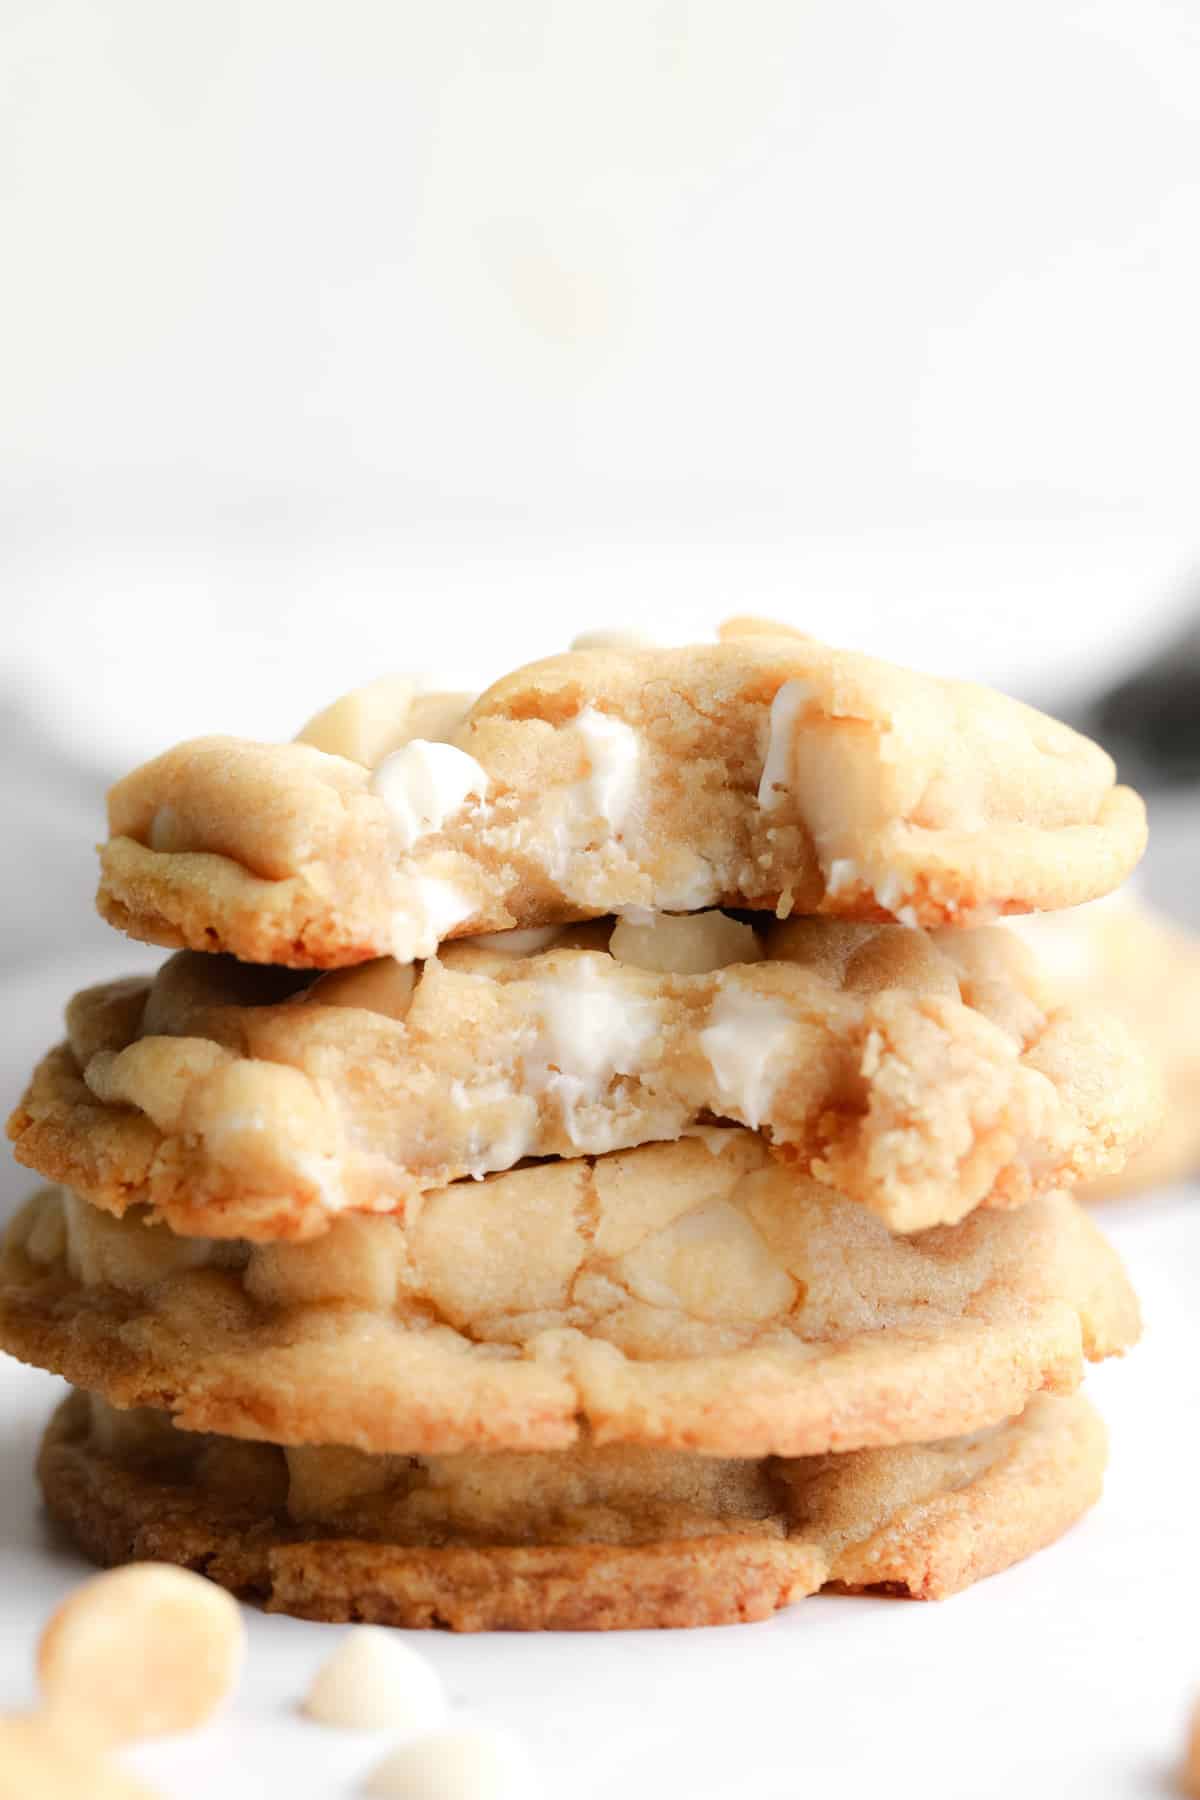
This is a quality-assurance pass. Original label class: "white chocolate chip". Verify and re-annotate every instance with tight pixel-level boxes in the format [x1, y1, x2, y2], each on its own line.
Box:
[404, 690, 475, 745]
[0, 1714, 159, 1800]
[21, 1189, 68, 1265]
[653, 866, 723, 911]
[825, 856, 920, 926]
[286, 1446, 397, 1520]
[528, 963, 659, 1135]
[296, 675, 420, 765]
[297, 679, 476, 765]
[302, 1627, 448, 1733]
[148, 805, 191, 853]
[680, 1122, 740, 1155]
[699, 988, 796, 1129]
[372, 740, 489, 852]
[462, 926, 567, 957]
[448, 1079, 540, 1176]
[609, 911, 762, 975]
[569, 628, 658, 651]
[304, 958, 417, 1020]
[365, 1725, 537, 1799]
[616, 1198, 796, 1321]
[570, 708, 641, 831]
[756, 678, 813, 811]
[391, 875, 477, 959]
[87, 1395, 180, 1460]
[63, 1189, 212, 1290]
[38, 1564, 245, 1745]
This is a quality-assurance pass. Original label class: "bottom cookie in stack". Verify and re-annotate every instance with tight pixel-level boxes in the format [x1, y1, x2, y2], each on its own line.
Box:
[44, 1389, 1106, 1632]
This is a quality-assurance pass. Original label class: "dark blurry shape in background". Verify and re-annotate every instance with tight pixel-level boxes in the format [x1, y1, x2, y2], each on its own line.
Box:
[1090, 604, 1200, 790]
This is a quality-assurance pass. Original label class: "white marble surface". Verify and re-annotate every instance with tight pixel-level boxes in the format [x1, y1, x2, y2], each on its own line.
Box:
[0, 942, 1196, 1800]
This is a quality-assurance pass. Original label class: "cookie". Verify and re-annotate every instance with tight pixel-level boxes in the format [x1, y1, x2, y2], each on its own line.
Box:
[0, 1142, 1138, 1456]
[96, 624, 1146, 967]
[8, 915, 1160, 1239]
[39, 1387, 1107, 1630]
[1012, 896, 1200, 1198]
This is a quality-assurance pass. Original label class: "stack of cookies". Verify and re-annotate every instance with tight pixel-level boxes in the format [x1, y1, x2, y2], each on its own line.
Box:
[1, 621, 1159, 1631]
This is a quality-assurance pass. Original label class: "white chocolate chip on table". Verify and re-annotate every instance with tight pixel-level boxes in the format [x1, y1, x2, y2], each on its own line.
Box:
[303, 1627, 448, 1733]
[0, 1712, 161, 1798]
[365, 1725, 539, 1799]
[38, 1563, 245, 1745]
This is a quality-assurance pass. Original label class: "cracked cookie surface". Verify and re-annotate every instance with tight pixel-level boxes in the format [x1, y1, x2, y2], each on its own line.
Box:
[0, 1138, 1138, 1457]
[39, 1388, 1107, 1629]
[7, 916, 1161, 1239]
[97, 624, 1146, 967]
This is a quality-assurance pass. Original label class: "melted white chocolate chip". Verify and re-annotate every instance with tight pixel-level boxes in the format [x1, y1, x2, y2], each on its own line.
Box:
[828, 858, 920, 928]
[571, 708, 641, 831]
[448, 1080, 539, 1176]
[372, 741, 489, 852]
[756, 678, 813, 811]
[528, 963, 659, 1140]
[389, 875, 477, 961]
[699, 988, 796, 1129]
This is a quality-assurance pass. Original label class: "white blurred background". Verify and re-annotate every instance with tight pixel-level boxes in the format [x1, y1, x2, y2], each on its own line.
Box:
[3, 0, 1200, 958]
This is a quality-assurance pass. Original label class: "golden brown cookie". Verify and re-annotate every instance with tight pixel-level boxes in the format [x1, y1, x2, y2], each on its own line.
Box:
[1012, 896, 1200, 1198]
[39, 1388, 1108, 1630]
[7, 916, 1160, 1239]
[96, 626, 1146, 967]
[0, 1143, 1138, 1457]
